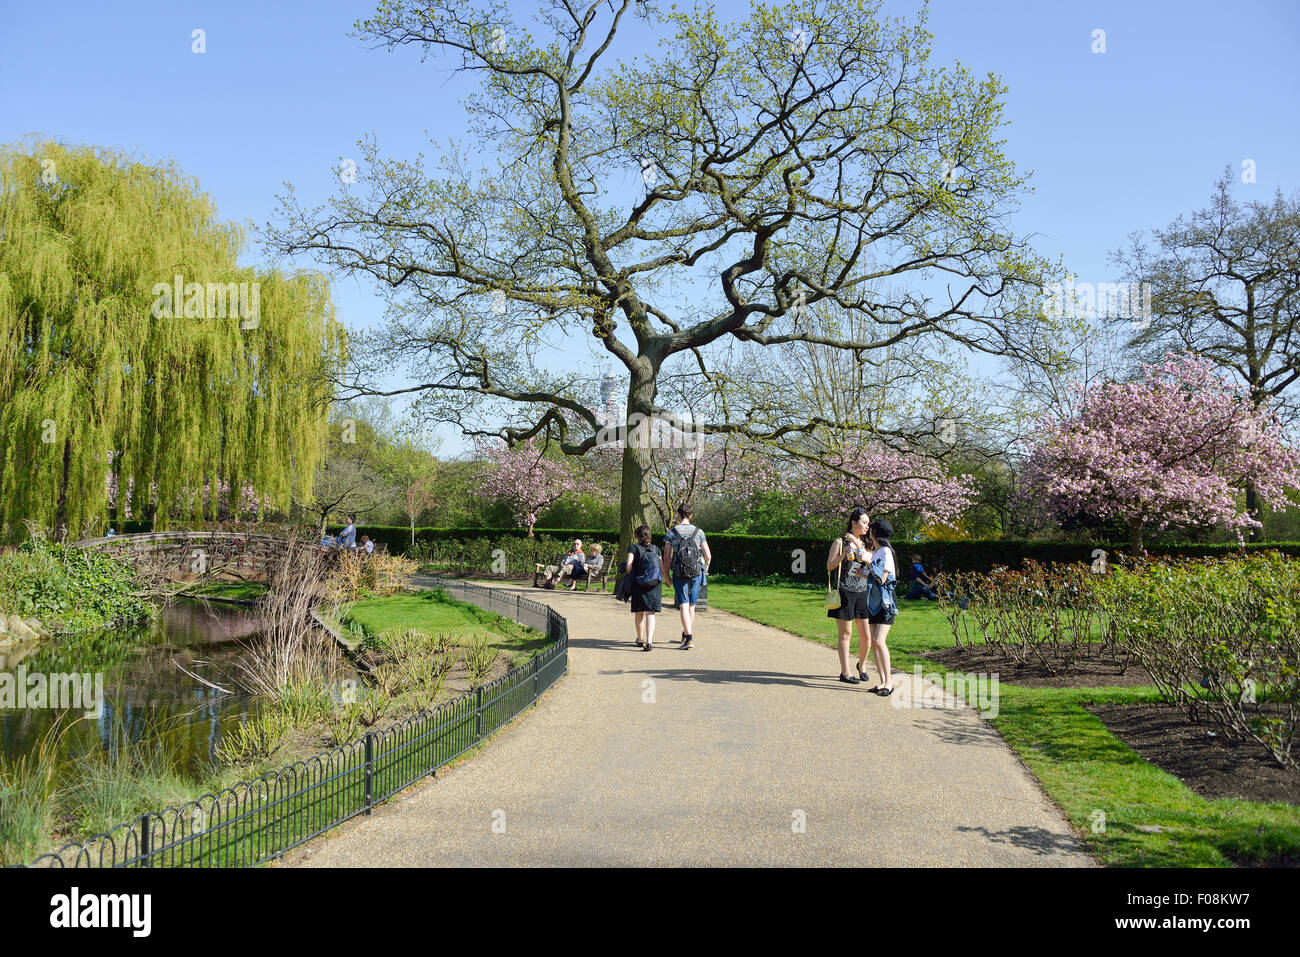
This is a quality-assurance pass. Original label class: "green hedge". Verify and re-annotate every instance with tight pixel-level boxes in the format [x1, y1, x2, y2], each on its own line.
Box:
[333, 525, 1300, 579]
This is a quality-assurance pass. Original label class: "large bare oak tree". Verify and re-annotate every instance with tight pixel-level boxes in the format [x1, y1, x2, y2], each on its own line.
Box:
[269, 0, 1055, 549]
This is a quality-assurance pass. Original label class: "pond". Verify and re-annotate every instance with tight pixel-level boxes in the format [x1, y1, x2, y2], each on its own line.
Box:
[1, 598, 290, 777]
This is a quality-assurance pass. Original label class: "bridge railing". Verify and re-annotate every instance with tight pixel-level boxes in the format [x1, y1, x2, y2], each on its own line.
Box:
[27, 577, 568, 868]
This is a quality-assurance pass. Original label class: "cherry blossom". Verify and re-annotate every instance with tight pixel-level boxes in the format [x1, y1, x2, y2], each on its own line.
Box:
[1019, 353, 1300, 554]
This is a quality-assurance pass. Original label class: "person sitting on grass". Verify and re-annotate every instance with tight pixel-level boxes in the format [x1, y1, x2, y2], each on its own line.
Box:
[906, 554, 938, 601]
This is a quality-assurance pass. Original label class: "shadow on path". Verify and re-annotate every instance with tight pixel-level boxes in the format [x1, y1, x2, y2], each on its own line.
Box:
[955, 824, 1086, 857]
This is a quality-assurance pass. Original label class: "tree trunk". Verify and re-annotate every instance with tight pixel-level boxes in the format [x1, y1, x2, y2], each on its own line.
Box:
[1245, 482, 1259, 541]
[410, 517, 416, 548]
[55, 437, 72, 540]
[1128, 518, 1145, 558]
[618, 373, 657, 565]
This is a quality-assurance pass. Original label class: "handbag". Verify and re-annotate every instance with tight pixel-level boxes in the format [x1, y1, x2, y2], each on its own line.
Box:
[825, 569, 841, 611]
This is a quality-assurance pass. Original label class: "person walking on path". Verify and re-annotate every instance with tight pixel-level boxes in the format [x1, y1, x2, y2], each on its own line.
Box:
[662, 503, 711, 649]
[861, 518, 900, 695]
[826, 507, 873, 684]
[624, 525, 663, 651]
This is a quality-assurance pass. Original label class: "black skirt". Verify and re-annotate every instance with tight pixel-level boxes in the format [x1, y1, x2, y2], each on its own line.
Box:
[630, 581, 662, 613]
[867, 607, 896, 625]
[827, 587, 870, 621]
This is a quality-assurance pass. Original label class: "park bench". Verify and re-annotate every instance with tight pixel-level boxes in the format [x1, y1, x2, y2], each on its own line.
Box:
[533, 549, 610, 591]
[577, 556, 610, 592]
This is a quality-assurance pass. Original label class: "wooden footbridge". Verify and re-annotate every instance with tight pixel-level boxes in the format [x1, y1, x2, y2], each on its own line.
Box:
[73, 530, 320, 584]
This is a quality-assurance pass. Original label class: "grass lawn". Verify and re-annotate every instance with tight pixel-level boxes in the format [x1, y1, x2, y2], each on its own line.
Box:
[344, 588, 552, 664]
[707, 581, 1300, 868]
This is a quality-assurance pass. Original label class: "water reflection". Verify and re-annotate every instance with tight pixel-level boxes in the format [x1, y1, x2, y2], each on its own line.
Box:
[1, 599, 271, 775]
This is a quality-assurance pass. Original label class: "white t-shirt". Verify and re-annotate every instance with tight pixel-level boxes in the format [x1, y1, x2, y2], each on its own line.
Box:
[872, 545, 896, 580]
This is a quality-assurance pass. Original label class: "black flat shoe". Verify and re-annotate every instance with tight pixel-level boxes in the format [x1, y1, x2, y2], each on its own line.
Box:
[856, 665, 870, 682]
[874, 685, 894, 696]
[838, 672, 860, 684]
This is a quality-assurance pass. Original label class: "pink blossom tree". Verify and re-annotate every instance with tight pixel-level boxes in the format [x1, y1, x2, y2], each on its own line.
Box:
[477, 438, 588, 537]
[399, 474, 439, 547]
[784, 445, 978, 532]
[1019, 353, 1300, 555]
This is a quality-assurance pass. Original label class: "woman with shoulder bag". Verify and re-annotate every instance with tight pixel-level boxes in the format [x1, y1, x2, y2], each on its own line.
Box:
[861, 518, 899, 695]
[826, 506, 873, 684]
[624, 525, 663, 651]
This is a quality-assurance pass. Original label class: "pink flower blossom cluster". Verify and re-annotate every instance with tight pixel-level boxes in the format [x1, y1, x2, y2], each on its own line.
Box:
[476, 437, 596, 532]
[784, 444, 978, 528]
[1019, 353, 1300, 537]
[581, 415, 974, 529]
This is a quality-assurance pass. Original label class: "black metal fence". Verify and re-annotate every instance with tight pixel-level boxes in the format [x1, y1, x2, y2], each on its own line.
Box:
[28, 578, 568, 868]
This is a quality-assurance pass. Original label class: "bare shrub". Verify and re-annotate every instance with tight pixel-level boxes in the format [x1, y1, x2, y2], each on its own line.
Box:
[233, 538, 342, 700]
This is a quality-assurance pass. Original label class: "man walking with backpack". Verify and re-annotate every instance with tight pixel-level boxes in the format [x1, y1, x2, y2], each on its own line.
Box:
[662, 503, 712, 650]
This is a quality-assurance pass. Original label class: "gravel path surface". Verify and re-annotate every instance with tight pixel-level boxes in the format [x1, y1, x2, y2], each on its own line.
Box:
[292, 582, 1092, 867]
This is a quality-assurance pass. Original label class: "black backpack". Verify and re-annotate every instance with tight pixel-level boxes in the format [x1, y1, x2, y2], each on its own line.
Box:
[671, 526, 704, 579]
[633, 544, 663, 586]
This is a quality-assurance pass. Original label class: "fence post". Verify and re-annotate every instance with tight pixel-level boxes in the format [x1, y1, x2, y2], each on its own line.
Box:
[532, 655, 539, 701]
[139, 812, 151, 867]
[475, 686, 483, 742]
[516, 593, 521, 621]
[363, 732, 374, 815]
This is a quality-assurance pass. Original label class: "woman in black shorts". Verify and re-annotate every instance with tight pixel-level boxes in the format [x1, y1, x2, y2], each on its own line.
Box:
[624, 524, 663, 651]
[826, 507, 873, 684]
[863, 518, 899, 695]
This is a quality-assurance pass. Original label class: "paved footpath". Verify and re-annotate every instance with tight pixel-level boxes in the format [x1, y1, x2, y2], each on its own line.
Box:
[293, 583, 1092, 867]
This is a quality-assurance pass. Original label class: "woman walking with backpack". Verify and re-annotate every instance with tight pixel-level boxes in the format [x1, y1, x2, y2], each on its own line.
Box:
[860, 518, 899, 695]
[624, 525, 663, 651]
[663, 503, 711, 649]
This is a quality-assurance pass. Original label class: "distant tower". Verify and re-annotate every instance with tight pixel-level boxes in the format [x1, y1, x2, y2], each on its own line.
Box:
[599, 371, 620, 420]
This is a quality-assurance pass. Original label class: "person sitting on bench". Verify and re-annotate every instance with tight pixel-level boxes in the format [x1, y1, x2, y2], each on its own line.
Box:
[552, 540, 587, 587]
[559, 544, 603, 589]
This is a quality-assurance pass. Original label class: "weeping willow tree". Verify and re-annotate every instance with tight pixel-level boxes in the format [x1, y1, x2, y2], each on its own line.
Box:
[0, 138, 346, 538]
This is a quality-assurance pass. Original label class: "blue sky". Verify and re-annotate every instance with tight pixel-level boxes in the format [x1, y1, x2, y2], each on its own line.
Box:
[3, 0, 1297, 452]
